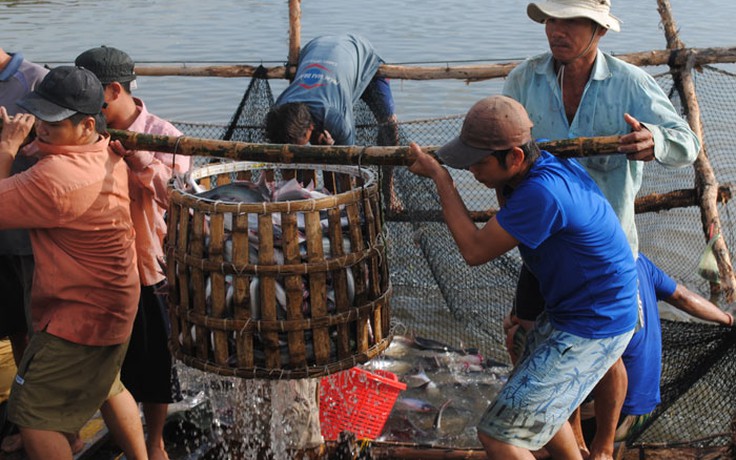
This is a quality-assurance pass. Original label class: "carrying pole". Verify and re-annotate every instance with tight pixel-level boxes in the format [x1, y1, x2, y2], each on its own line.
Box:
[108, 129, 623, 165]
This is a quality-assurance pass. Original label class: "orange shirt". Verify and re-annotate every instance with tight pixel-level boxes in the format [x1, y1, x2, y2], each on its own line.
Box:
[124, 98, 191, 286]
[0, 135, 139, 346]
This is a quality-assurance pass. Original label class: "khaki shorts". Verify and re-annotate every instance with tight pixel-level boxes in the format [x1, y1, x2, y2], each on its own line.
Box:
[7, 331, 128, 434]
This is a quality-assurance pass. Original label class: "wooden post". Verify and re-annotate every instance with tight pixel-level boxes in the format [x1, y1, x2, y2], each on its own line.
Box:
[288, 0, 301, 73]
[657, 0, 736, 301]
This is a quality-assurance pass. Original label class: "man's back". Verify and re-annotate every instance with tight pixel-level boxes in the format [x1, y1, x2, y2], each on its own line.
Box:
[275, 34, 383, 145]
[497, 151, 638, 338]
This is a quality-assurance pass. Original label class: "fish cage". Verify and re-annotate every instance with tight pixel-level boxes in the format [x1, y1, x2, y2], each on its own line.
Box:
[165, 161, 392, 379]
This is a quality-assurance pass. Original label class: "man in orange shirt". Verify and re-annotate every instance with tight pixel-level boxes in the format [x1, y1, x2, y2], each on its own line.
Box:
[0, 66, 146, 460]
[76, 45, 191, 460]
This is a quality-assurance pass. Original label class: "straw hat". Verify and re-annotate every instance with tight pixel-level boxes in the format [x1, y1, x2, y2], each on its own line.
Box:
[527, 0, 621, 32]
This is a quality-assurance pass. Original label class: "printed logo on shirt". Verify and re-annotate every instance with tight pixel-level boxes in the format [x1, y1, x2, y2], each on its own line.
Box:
[297, 63, 338, 90]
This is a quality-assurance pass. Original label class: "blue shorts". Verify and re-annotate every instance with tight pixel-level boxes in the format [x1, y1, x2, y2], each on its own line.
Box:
[477, 313, 634, 450]
[361, 76, 395, 121]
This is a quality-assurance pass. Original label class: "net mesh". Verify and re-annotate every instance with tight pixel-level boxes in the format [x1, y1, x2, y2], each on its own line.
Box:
[172, 63, 736, 450]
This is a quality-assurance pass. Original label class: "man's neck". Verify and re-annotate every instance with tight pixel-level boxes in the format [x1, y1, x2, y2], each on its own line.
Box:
[109, 96, 140, 130]
[554, 47, 597, 85]
[554, 48, 598, 123]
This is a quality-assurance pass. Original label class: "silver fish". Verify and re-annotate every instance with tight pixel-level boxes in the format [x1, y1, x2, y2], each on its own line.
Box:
[393, 397, 435, 413]
[432, 399, 453, 431]
[403, 367, 434, 390]
[196, 181, 270, 203]
[249, 277, 287, 320]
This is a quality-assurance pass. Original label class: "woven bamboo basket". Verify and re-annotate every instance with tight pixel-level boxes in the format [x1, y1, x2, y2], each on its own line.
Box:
[165, 161, 392, 379]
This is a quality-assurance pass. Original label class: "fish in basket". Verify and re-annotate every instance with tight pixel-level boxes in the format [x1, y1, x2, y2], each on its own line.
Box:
[165, 162, 392, 379]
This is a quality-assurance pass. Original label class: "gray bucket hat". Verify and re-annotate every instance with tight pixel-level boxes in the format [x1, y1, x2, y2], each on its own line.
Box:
[527, 0, 621, 32]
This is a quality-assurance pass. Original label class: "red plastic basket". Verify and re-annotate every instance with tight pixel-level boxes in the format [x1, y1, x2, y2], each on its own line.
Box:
[319, 367, 406, 440]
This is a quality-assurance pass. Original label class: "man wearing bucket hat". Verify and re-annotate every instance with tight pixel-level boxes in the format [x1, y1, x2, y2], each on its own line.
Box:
[408, 95, 638, 460]
[503, 1, 700, 457]
[76, 45, 190, 460]
[0, 66, 146, 460]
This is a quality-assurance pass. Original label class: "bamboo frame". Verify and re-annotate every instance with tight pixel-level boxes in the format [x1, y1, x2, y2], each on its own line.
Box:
[657, 0, 736, 301]
[130, 46, 736, 81]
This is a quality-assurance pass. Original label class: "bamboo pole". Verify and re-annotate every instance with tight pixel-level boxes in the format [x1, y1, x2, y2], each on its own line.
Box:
[657, 0, 736, 301]
[129, 47, 736, 80]
[108, 128, 622, 165]
[288, 0, 301, 70]
[384, 186, 734, 223]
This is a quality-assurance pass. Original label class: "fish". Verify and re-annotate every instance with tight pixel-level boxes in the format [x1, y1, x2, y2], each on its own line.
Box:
[403, 367, 434, 390]
[434, 404, 470, 437]
[413, 336, 478, 355]
[273, 178, 312, 201]
[195, 181, 270, 203]
[249, 277, 287, 319]
[365, 358, 416, 376]
[393, 397, 435, 413]
[432, 399, 453, 432]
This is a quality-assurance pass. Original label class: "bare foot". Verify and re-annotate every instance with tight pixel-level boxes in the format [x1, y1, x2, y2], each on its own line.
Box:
[0, 433, 22, 453]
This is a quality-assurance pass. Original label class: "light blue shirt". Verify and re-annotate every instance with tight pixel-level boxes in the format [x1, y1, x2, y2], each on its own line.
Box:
[503, 50, 700, 255]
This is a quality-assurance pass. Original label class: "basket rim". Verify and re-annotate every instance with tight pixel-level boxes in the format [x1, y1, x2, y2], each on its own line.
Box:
[169, 161, 378, 211]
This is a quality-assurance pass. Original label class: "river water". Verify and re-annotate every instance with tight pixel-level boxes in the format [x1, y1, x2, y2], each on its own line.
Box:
[5, 1, 736, 454]
[3, 0, 736, 123]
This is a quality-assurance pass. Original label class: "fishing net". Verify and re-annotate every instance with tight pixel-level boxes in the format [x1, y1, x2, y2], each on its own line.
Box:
[172, 63, 736, 451]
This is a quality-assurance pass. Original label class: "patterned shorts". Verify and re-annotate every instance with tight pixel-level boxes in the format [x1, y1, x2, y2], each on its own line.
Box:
[477, 314, 634, 450]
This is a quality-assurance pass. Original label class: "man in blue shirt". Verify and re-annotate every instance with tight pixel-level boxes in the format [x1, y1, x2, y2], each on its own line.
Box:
[503, 1, 700, 456]
[265, 34, 397, 146]
[0, 48, 47, 365]
[408, 95, 637, 460]
[611, 254, 733, 440]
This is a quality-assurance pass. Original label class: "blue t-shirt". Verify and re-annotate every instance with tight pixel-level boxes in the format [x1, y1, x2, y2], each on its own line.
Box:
[496, 151, 638, 338]
[275, 34, 383, 145]
[621, 254, 677, 416]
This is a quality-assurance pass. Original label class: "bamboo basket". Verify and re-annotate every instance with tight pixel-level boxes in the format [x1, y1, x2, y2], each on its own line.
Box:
[166, 161, 392, 379]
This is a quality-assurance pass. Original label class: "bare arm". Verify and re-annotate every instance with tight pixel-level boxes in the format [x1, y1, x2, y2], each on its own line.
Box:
[407, 142, 519, 266]
[666, 284, 733, 326]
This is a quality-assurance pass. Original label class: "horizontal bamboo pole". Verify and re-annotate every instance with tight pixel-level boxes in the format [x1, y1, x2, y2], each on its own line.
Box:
[386, 185, 733, 222]
[109, 129, 622, 165]
[130, 46, 736, 81]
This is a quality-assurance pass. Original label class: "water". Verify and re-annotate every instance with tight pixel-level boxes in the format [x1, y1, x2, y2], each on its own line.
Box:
[3, 0, 736, 123]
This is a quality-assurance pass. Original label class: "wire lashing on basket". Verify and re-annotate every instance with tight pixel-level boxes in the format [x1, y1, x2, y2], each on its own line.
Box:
[358, 146, 368, 210]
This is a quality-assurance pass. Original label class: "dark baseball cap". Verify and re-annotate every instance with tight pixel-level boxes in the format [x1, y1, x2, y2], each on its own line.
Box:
[75, 46, 136, 84]
[17, 66, 105, 122]
[437, 95, 534, 169]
